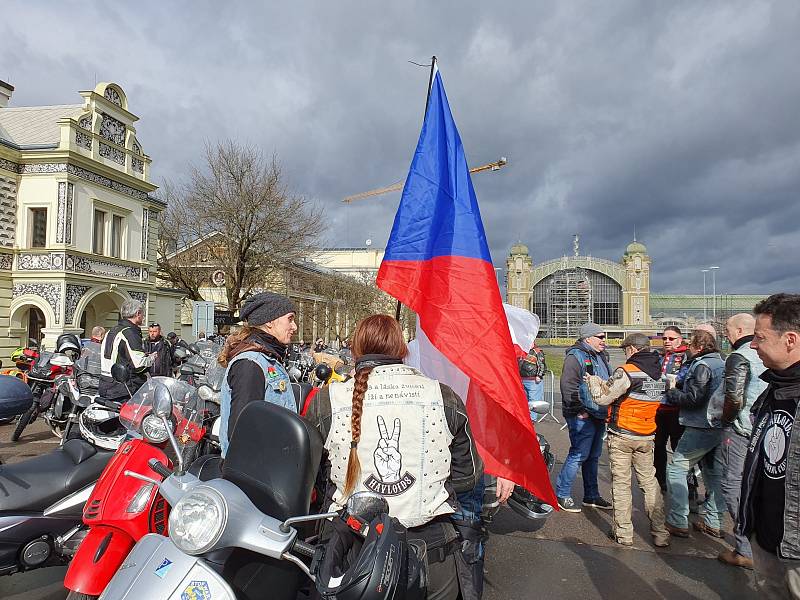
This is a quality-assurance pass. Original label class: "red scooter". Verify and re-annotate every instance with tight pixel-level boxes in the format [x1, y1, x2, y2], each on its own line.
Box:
[63, 370, 209, 600]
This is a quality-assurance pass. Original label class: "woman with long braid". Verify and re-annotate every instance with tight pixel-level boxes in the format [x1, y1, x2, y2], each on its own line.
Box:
[305, 314, 483, 600]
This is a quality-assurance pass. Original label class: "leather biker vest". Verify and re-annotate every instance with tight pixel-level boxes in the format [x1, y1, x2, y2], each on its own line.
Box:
[326, 364, 454, 528]
[608, 364, 666, 436]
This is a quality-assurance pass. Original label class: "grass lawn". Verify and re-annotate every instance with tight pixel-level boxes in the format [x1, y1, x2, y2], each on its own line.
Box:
[541, 346, 566, 378]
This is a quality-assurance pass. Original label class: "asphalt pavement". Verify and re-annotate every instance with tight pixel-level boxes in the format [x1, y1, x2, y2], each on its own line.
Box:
[0, 365, 762, 599]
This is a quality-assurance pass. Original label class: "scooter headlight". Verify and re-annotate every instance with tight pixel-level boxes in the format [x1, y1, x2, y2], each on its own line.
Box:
[142, 414, 170, 444]
[169, 487, 227, 555]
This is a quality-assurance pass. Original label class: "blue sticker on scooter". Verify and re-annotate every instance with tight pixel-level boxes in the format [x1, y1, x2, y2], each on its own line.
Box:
[154, 557, 173, 578]
[181, 580, 211, 600]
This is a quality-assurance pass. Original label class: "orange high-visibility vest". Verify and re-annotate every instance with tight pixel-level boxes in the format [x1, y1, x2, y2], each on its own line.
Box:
[607, 364, 667, 436]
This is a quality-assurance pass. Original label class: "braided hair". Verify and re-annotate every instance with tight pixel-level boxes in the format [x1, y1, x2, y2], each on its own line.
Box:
[342, 315, 408, 495]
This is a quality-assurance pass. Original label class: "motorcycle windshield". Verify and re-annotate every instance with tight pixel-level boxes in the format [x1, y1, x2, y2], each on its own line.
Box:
[186, 341, 222, 372]
[204, 362, 226, 392]
[119, 377, 206, 457]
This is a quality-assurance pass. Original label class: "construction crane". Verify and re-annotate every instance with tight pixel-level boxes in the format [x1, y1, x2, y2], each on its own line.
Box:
[342, 156, 508, 203]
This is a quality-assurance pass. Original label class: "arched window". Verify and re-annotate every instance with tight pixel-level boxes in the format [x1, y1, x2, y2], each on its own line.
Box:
[104, 87, 122, 106]
[76, 115, 93, 149]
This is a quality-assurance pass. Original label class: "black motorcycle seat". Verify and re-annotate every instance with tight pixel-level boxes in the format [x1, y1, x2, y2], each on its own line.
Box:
[223, 401, 322, 520]
[188, 454, 223, 482]
[0, 439, 112, 513]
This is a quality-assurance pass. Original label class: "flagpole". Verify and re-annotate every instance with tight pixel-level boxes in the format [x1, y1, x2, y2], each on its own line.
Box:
[396, 55, 437, 323]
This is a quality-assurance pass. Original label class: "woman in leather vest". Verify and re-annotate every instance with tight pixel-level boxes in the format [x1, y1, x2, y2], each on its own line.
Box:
[305, 315, 483, 600]
[217, 292, 298, 456]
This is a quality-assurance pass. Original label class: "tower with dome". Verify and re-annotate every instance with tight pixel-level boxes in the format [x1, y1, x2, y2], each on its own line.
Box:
[506, 236, 652, 340]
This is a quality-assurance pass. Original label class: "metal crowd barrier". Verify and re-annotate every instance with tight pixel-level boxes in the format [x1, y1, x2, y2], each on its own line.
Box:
[537, 369, 561, 424]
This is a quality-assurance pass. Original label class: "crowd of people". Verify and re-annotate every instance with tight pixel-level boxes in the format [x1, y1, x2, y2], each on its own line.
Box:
[553, 293, 800, 599]
[92, 291, 800, 598]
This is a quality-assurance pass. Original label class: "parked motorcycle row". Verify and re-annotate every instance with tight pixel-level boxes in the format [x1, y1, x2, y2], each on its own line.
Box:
[0, 337, 556, 599]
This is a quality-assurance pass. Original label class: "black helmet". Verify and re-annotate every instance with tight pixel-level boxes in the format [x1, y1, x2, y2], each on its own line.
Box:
[56, 333, 81, 356]
[315, 514, 426, 600]
[315, 363, 332, 382]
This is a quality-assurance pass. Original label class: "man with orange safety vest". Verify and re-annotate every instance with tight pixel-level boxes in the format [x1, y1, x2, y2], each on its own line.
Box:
[585, 332, 671, 547]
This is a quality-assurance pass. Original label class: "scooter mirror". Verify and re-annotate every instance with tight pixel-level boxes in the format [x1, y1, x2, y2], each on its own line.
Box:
[529, 400, 550, 415]
[153, 385, 173, 418]
[111, 363, 131, 383]
[346, 491, 389, 523]
[188, 343, 200, 354]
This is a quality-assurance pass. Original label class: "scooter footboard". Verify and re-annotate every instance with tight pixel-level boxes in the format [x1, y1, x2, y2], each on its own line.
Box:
[99, 534, 235, 600]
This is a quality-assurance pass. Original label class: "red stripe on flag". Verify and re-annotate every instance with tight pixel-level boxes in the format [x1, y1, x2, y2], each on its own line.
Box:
[377, 256, 557, 507]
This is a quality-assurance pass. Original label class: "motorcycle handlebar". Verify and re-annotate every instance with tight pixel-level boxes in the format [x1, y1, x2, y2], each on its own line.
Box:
[148, 459, 172, 479]
[292, 539, 316, 558]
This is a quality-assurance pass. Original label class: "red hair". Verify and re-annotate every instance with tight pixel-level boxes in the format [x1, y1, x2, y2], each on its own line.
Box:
[343, 315, 408, 495]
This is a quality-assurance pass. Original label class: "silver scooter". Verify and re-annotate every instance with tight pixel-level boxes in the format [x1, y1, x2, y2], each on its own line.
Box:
[99, 396, 330, 600]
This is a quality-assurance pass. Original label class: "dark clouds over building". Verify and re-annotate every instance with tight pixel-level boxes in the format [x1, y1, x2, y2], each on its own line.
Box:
[3, 1, 798, 294]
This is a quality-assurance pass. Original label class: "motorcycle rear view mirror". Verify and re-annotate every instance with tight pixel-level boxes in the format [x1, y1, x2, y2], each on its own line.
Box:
[188, 343, 200, 354]
[346, 491, 389, 523]
[530, 400, 550, 415]
[153, 385, 173, 418]
[111, 363, 131, 383]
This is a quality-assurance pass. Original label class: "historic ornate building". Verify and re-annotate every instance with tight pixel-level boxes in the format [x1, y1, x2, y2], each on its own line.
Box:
[506, 237, 653, 340]
[506, 237, 767, 340]
[0, 80, 183, 360]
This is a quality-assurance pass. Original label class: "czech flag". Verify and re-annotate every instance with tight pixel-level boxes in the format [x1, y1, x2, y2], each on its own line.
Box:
[376, 64, 557, 506]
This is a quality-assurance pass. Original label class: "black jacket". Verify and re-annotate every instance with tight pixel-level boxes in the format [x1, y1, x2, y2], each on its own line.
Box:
[99, 319, 150, 400]
[225, 330, 288, 437]
[737, 362, 800, 558]
[143, 335, 173, 377]
[560, 341, 612, 418]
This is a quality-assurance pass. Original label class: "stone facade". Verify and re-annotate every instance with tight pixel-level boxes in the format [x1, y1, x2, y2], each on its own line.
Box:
[0, 82, 183, 359]
[506, 239, 652, 338]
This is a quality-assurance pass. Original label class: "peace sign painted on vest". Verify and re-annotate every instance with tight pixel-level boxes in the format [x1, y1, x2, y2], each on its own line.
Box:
[374, 415, 402, 482]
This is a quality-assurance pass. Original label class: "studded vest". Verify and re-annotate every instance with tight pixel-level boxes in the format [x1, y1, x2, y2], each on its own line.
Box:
[325, 364, 454, 528]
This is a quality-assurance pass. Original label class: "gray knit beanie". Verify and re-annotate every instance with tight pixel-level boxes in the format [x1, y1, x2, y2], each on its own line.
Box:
[239, 292, 296, 326]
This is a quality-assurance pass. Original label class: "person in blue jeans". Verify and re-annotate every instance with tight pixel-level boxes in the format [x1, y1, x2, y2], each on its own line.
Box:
[519, 342, 547, 422]
[555, 323, 614, 513]
[662, 329, 726, 538]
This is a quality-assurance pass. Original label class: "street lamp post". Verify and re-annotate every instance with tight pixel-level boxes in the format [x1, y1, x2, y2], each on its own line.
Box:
[701, 269, 709, 321]
[710, 266, 720, 323]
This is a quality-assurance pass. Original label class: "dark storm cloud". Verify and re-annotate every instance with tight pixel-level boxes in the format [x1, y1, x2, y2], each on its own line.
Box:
[3, 1, 799, 294]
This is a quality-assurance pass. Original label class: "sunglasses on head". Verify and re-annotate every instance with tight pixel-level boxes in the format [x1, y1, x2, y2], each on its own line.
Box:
[149, 322, 160, 328]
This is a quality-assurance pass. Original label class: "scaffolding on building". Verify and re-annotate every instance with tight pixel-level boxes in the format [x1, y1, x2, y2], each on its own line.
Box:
[547, 268, 593, 338]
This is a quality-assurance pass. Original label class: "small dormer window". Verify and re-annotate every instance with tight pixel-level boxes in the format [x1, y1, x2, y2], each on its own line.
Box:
[104, 87, 122, 106]
[76, 116, 93, 150]
[99, 114, 125, 145]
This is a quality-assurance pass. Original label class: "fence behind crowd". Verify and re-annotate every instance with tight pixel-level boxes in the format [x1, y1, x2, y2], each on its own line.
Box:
[537, 369, 560, 424]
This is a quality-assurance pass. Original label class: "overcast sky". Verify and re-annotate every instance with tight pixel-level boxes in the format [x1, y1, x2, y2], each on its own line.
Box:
[3, 1, 799, 294]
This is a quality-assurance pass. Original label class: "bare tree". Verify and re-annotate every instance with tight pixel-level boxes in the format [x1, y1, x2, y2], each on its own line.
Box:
[157, 141, 324, 310]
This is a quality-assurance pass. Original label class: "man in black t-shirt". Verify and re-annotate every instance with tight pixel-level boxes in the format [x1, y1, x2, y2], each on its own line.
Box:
[738, 294, 800, 598]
